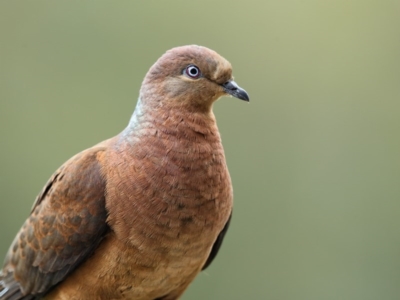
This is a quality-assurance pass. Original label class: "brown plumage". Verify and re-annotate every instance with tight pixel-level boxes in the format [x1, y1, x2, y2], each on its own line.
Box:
[0, 45, 249, 300]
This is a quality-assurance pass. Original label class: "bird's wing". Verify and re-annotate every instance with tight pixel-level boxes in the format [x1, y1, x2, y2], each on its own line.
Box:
[202, 212, 232, 270]
[0, 147, 109, 300]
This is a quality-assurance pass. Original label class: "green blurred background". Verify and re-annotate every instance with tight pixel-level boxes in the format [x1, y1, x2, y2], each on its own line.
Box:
[1, 1, 400, 299]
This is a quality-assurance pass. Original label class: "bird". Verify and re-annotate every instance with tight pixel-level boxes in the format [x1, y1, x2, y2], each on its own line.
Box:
[0, 45, 249, 300]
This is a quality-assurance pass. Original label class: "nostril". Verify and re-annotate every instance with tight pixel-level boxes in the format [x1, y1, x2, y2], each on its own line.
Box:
[223, 81, 237, 90]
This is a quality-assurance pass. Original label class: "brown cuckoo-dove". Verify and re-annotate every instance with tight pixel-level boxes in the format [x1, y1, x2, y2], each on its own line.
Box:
[0, 45, 249, 300]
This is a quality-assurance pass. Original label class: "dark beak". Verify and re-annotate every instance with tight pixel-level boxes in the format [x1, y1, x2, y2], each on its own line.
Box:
[222, 80, 250, 102]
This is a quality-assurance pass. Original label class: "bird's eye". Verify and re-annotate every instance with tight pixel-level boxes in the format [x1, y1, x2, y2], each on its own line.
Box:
[184, 65, 201, 79]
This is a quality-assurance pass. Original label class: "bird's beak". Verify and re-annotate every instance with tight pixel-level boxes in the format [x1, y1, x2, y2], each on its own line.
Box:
[222, 80, 250, 102]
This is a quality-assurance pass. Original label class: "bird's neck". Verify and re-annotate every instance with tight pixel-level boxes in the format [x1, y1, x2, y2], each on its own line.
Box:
[122, 98, 221, 146]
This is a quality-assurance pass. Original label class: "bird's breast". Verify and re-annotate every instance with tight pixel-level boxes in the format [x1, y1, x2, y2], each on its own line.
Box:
[105, 129, 232, 260]
[90, 129, 233, 298]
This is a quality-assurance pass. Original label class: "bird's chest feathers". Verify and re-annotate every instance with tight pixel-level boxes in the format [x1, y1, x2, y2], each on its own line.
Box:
[106, 132, 232, 252]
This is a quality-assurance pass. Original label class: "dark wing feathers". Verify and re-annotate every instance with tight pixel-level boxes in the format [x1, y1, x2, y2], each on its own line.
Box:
[0, 148, 108, 300]
[202, 212, 232, 270]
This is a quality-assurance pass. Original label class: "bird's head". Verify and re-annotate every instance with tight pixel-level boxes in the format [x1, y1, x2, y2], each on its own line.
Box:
[140, 45, 249, 112]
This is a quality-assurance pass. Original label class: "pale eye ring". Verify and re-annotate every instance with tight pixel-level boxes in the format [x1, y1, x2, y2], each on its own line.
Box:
[184, 65, 201, 79]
